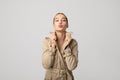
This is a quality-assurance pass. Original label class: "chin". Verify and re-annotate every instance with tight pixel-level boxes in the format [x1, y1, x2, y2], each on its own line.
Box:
[56, 30, 66, 32]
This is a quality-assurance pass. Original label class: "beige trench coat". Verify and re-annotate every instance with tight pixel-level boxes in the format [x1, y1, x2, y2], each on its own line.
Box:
[42, 37, 78, 80]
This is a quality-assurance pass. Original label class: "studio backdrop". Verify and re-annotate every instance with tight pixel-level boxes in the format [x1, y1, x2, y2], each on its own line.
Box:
[0, 0, 120, 80]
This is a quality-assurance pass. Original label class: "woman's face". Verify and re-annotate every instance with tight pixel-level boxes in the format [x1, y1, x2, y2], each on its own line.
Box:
[53, 14, 68, 32]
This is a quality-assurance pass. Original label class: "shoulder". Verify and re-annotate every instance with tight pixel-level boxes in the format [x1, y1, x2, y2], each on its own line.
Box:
[69, 38, 78, 47]
[42, 37, 50, 44]
[45, 37, 50, 40]
[71, 38, 78, 44]
[43, 37, 50, 41]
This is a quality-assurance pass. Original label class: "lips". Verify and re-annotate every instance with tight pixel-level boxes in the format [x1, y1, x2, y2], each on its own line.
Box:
[58, 25, 63, 28]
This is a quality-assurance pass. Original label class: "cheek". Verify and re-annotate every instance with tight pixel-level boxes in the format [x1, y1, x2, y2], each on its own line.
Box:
[64, 23, 68, 27]
[53, 23, 58, 29]
[54, 22, 60, 26]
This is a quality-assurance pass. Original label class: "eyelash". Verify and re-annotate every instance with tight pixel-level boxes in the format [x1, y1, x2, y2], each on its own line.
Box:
[55, 20, 59, 22]
[62, 20, 66, 21]
[55, 19, 66, 22]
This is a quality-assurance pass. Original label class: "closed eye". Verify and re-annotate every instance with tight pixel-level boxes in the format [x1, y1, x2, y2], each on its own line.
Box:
[55, 19, 59, 22]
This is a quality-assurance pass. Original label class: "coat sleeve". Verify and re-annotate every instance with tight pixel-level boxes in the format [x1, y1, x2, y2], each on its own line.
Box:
[42, 38, 56, 69]
[63, 40, 78, 71]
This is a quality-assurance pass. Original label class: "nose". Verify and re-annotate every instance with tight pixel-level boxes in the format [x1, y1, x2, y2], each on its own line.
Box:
[59, 20, 62, 24]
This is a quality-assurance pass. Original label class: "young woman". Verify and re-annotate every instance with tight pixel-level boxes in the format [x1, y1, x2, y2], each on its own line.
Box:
[42, 13, 78, 80]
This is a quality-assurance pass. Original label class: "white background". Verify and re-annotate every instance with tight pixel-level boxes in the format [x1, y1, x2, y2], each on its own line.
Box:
[0, 0, 120, 80]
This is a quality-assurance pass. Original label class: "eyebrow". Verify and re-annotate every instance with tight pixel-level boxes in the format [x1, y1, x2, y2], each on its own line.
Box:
[55, 17, 66, 19]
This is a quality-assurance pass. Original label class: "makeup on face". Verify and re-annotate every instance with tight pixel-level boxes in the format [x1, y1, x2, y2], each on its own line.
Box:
[53, 13, 68, 31]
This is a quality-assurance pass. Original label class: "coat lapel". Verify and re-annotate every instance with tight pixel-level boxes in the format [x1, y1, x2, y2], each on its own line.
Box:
[62, 39, 72, 50]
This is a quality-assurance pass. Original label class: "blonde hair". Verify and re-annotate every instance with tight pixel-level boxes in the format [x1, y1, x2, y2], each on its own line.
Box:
[53, 13, 68, 27]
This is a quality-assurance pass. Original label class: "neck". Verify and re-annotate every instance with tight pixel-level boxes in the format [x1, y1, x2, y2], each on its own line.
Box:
[55, 31, 66, 41]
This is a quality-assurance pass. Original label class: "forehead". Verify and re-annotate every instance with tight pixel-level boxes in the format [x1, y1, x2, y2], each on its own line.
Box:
[54, 14, 66, 19]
